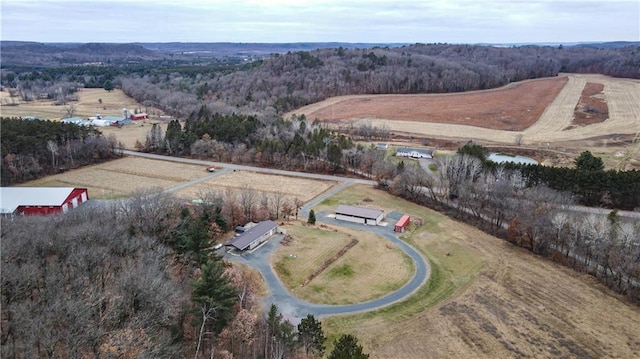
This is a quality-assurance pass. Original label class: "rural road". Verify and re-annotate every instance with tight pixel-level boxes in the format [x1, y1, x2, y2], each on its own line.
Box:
[120, 149, 377, 186]
[121, 150, 639, 219]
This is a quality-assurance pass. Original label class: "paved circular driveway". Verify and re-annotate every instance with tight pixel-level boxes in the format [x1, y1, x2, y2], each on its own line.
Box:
[226, 189, 430, 322]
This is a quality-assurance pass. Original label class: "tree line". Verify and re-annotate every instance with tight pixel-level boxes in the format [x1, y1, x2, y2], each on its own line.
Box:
[465, 146, 640, 211]
[0, 117, 122, 186]
[386, 143, 640, 301]
[138, 111, 360, 174]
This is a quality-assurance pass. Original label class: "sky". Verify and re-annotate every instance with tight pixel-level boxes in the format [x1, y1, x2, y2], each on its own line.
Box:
[1, 0, 639, 44]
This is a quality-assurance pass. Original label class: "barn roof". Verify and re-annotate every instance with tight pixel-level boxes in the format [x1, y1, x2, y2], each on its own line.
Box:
[0, 187, 80, 214]
[396, 147, 433, 155]
[227, 220, 278, 250]
[336, 205, 383, 219]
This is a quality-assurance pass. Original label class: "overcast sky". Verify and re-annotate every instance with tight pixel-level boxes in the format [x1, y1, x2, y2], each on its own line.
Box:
[1, 0, 638, 44]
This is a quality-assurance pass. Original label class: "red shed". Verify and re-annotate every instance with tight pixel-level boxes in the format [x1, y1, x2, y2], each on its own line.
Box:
[394, 215, 410, 233]
[0, 187, 89, 215]
[130, 113, 148, 120]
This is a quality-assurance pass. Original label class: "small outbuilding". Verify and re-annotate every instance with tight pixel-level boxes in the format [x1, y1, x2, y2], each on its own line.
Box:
[335, 205, 384, 225]
[394, 215, 410, 233]
[130, 113, 149, 121]
[227, 220, 278, 251]
[395, 147, 433, 159]
[0, 187, 89, 215]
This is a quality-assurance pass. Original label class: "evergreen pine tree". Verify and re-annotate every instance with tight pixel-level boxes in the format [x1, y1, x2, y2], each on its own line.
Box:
[308, 210, 316, 225]
[328, 334, 369, 359]
[298, 314, 326, 356]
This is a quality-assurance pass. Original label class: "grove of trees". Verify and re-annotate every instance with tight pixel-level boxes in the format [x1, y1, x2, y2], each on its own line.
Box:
[387, 144, 640, 301]
[1, 117, 122, 186]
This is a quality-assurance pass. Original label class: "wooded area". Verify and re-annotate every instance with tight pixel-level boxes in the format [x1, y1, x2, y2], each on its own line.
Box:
[387, 144, 640, 301]
[1, 190, 366, 358]
[0, 118, 122, 186]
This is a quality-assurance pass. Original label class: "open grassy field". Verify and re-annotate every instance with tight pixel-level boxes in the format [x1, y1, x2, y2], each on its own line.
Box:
[0, 88, 164, 120]
[318, 185, 640, 358]
[272, 221, 413, 304]
[292, 74, 640, 170]
[174, 170, 336, 203]
[18, 157, 208, 199]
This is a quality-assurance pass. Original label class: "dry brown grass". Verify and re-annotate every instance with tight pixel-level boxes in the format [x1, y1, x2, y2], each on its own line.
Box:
[100, 122, 169, 150]
[0, 87, 169, 150]
[293, 74, 640, 170]
[320, 185, 640, 359]
[273, 221, 413, 304]
[0, 88, 164, 120]
[174, 171, 336, 202]
[570, 82, 608, 127]
[294, 77, 567, 131]
[19, 157, 207, 199]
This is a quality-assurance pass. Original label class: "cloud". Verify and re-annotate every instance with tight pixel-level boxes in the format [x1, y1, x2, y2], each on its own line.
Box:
[1, 0, 638, 43]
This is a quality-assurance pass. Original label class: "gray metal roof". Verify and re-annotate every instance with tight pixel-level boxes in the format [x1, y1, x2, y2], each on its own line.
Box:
[396, 147, 433, 155]
[227, 220, 278, 250]
[0, 187, 79, 213]
[335, 205, 383, 219]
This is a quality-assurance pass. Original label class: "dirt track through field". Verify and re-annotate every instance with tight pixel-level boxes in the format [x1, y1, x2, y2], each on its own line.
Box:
[523, 74, 586, 142]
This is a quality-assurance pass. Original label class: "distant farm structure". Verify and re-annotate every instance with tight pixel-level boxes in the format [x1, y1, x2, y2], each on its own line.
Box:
[395, 147, 434, 159]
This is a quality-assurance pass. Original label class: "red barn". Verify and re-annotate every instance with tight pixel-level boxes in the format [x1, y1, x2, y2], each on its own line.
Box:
[0, 187, 89, 215]
[394, 215, 410, 233]
[130, 113, 149, 120]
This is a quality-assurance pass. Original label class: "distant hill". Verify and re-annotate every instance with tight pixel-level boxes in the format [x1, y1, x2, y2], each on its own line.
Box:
[572, 41, 640, 49]
[0, 42, 164, 66]
[2, 40, 638, 67]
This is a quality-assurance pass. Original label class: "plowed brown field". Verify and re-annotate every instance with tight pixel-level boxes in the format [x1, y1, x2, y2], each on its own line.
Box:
[291, 74, 640, 169]
[295, 76, 568, 131]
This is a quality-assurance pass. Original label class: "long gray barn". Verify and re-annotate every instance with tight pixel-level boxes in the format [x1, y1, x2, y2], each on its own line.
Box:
[227, 220, 278, 251]
[335, 205, 384, 225]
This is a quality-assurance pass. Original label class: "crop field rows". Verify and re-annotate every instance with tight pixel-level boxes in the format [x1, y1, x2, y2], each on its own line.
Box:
[20, 157, 337, 203]
[174, 170, 335, 203]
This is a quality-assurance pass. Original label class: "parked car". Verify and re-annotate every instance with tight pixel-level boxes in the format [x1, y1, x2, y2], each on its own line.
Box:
[206, 167, 216, 172]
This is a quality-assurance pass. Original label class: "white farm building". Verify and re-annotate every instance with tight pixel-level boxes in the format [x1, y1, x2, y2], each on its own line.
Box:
[395, 147, 433, 159]
[335, 205, 384, 225]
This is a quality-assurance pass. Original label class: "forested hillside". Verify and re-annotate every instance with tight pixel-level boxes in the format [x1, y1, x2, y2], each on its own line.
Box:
[119, 43, 640, 117]
[1, 191, 339, 359]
